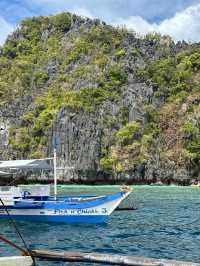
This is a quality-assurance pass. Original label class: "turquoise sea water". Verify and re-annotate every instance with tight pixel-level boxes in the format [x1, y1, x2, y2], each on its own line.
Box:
[0, 185, 200, 265]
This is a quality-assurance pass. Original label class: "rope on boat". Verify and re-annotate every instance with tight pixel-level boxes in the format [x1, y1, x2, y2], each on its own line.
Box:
[0, 198, 36, 265]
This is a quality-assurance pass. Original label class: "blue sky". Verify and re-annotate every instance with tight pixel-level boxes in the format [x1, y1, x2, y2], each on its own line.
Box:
[0, 0, 200, 44]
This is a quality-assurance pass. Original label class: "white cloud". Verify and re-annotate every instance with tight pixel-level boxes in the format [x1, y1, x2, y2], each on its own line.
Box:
[0, 16, 14, 45]
[25, 0, 94, 17]
[71, 7, 94, 19]
[1, 2, 200, 44]
[112, 16, 154, 35]
[112, 3, 200, 42]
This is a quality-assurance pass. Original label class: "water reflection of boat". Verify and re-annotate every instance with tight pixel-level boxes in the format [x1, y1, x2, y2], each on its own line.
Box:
[0, 158, 131, 223]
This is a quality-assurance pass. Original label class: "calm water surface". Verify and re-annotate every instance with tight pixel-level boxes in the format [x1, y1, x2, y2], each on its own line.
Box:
[0, 185, 200, 265]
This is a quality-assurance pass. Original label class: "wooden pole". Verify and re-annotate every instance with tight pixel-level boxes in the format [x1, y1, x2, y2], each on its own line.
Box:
[0, 235, 28, 255]
[31, 249, 200, 266]
[53, 147, 57, 201]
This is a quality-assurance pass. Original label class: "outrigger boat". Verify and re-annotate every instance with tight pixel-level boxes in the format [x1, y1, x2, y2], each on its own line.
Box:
[0, 152, 132, 223]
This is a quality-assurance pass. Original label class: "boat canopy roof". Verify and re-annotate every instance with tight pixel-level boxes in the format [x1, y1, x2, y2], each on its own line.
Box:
[0, 159, 52, 170]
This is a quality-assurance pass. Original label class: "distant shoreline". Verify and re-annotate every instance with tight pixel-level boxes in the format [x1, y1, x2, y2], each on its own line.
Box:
[0, 173, 199, 186]
[0, 178, 198, 187]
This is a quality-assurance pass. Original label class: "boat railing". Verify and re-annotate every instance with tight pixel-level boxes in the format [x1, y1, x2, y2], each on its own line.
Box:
[18, 185, 50, 197]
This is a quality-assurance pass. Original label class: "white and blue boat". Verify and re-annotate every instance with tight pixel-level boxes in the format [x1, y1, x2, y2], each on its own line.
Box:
[0, 155, 132, 223]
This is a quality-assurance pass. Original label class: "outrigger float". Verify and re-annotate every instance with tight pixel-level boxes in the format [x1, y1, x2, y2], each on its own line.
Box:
[0, 152, 132, 223]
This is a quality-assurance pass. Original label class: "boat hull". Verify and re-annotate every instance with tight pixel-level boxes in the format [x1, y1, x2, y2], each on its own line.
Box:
[0, 214, 107, 223]
[0, 191, 131, 223]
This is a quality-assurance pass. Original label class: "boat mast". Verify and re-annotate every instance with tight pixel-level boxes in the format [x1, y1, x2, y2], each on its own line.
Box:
[53, 145, 57, 201]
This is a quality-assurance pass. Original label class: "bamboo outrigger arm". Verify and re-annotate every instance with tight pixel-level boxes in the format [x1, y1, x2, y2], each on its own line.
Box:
[0, 234, 36, 265]
[31, 249, 200, 266]
[0, 235, 28, 255]
[1, 235, 199, 266]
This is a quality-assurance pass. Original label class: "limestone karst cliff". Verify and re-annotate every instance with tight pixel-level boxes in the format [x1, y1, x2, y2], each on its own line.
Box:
[0, 12, 199, 184]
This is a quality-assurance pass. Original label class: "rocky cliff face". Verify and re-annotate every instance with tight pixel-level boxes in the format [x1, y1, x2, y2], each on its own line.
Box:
[0, 12, 199, 184]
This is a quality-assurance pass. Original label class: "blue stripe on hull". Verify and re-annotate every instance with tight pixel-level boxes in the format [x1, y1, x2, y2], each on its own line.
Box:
[0, 215, 107, 223]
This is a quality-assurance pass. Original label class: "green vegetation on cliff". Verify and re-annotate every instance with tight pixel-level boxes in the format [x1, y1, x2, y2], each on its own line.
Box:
[1, 13, 130, 158]
[145, 48, 200, 164]
[0, 12, 199, 182]
[100, 47, 200, 175]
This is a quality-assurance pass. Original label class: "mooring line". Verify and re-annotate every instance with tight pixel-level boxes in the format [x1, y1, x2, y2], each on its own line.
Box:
[0, 198, 36, 265]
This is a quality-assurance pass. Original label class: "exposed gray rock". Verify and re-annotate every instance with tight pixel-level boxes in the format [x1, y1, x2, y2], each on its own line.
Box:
[49, 107, 102, 181]
[0, 14, 194, 185]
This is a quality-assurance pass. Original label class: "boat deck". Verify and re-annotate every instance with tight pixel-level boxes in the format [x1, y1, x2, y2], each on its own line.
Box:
[0, 256, 33, 266]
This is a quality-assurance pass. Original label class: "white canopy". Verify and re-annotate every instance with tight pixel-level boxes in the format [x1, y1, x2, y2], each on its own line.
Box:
[0, 159, 52, 170]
